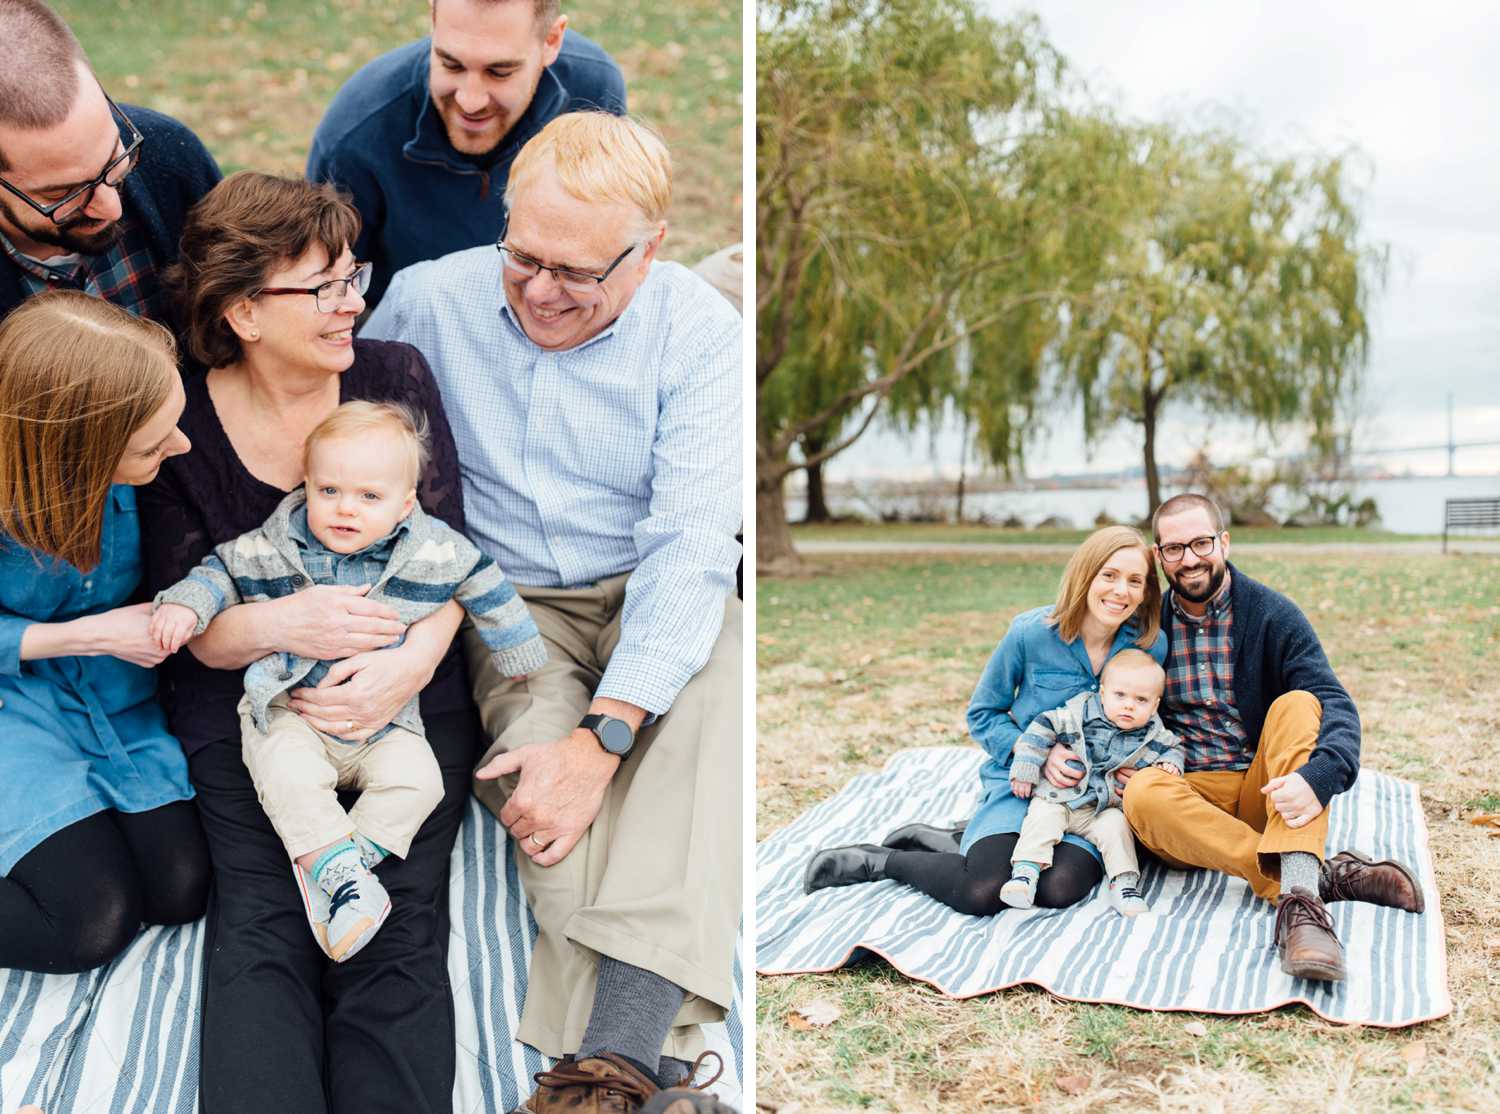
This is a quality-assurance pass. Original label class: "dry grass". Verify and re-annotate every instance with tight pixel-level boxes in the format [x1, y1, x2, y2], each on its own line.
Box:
[756, 550, 1500, 1112]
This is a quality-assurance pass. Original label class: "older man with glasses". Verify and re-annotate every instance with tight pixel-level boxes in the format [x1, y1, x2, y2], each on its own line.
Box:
[0, 0, 219, 327]
[364, 111, 739, 1114]
[1121, 492, 1425, 983]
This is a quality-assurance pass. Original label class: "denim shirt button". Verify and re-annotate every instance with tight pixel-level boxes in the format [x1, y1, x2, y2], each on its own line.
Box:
[292, 575, 306, 586]
[279, 671, 293, 681]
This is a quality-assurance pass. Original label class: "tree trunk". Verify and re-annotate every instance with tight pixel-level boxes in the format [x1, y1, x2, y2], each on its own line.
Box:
[1141, 388, 1162, 522]
[801, 433, 832, 523]
[757, 465, 801, 572]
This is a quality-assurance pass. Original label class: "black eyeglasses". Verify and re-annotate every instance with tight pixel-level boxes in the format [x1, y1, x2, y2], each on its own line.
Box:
[256, 262, 372, 313]
[1156, 535, 1220, 564]
[494, 213, 637, 293]
[0, 89, 143, 225]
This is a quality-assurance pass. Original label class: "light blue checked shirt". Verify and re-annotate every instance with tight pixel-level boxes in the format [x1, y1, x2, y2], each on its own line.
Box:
[362, 251, 741, 714]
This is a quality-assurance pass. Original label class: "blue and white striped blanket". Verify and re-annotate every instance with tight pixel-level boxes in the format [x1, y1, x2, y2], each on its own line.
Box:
[757, 747, 1448, 1027]
[2, 800, 743, 1114]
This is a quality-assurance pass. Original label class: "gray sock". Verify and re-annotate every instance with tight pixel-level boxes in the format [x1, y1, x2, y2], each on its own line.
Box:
[576, 957, 686, 1085]
[1280, 851, 1321, 897]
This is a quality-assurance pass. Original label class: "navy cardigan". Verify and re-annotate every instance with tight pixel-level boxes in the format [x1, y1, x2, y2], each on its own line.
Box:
[1160, 563, 1360, 805]
[0, 105, 220, 325]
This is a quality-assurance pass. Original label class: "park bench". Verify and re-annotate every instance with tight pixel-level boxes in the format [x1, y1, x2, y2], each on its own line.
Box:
[1443, 496, 1500, 553]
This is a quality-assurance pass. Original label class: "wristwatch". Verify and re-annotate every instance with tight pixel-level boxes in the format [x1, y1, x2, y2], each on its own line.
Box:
[580, 713, 635, 757]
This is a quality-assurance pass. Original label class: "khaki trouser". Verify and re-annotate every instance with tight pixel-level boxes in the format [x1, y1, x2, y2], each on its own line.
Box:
[464, 574, 742, 1060]
[1013, 798, 1140, 880]
[1122, 691, 1330, 903]
[239, 694, 444, 860]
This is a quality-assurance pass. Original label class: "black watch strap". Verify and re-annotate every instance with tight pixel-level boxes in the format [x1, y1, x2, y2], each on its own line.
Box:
[580, 713, 635, 756]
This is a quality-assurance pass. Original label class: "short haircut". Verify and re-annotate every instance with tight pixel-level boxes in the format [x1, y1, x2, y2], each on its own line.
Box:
[1048, 525, 1162, 650]
[1101, 648, 1166, 695]
[0, 290, 177, 571]
[165, 171, 361, 369]
[432, 0, 561, 30]
[505, 112, 672, 231]
[0, 0, 87, 170]
[303, 401, 430, 491]
[1151, 493, 1226, 539]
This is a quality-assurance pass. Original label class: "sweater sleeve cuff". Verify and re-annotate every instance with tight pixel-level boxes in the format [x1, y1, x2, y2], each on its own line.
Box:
[1009, 759, 1043, 787]
[1296, 757, 1340, 807]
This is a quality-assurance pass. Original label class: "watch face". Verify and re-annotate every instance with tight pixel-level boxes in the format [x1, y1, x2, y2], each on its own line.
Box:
[599, 718, 634, 754]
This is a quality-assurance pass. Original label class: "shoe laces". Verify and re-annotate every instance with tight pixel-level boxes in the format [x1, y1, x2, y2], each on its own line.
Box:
[1275, 889, 1335, 942]
[533, 1053, 656, 1105]
[680, 1049, 725, 1090]
[327, 880, 360, 919]
[1319, 855, 1367, 902]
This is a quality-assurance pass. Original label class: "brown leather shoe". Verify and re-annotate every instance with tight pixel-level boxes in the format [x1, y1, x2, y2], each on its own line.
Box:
[1319, 850, 1425, 913]
[1275, 887, 1346, 981]
[516, 1054, 660, 1114]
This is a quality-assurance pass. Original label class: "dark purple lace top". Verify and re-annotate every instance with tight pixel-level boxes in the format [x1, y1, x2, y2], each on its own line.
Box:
[139, 338, 471, 756]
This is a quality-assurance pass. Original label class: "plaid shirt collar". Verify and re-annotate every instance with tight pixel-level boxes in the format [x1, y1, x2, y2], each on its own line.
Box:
[1169, 569, 1234, 625]
[1, 215, 162, 320]
[0, 226, 85, 283]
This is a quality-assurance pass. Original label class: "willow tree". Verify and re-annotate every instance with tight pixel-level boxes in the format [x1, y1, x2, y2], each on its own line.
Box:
[756, 0, 1066, 569]
[1051, 123, 1386, 518]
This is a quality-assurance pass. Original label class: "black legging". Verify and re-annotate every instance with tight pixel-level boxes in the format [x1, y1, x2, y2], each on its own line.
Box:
[885, 833, 1104, 916]
[0, 800, 210, 973]
[190, 704, 483, 1114]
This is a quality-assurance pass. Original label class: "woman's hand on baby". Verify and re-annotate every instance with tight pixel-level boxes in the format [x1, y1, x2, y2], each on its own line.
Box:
[288, 645, 423, 742]
[78, 603, 172, 667]
[1010, 778, 1033, 799]
[149, 603, 198, 653]
[274, 585, 406, 661]
[1041, 743, 1084, 788]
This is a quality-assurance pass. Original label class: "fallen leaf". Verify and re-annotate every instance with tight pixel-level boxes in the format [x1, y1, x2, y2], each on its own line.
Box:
[1401, 1041, 1427, 1074]
[1056, 1075, 1090, 1095]
[1183, 1021, 1208, 1037]
[1467, 813, 1500, 828]
[790, 998, 841, 1028]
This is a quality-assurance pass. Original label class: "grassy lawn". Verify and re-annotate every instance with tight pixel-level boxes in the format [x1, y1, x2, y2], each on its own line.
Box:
[791, 522, 1447, 547]
[58, 0, 740, 265]
[757, 551, 1500, 1111]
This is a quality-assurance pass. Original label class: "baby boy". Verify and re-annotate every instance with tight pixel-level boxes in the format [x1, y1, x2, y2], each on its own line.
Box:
[151, 401, 546, 961]
[1002, 649, 1184, 916]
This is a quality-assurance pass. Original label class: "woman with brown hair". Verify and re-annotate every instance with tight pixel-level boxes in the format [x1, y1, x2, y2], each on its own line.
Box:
[0, 290, 207, 973]
[137, 171, 481, 1114]
[803, 525, 1167, 912]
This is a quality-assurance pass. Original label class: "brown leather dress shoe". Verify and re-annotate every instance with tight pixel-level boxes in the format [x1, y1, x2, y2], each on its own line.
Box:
[1275, 887, 1346, 981]
[1319, 850, 1425, 913]
[514, 1054, 659, 1114]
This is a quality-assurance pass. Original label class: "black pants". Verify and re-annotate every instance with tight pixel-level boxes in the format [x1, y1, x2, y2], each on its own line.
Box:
[189, 706, 483, 1114]
[885, 833, 1103, 916]
[0, 800, 209, 973]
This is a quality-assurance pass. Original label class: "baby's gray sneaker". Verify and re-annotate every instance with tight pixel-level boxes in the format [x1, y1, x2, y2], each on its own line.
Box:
[1000, 863, 1040, 909]
[1109, 872, 1149, 916]
[324, 868, 392, 962]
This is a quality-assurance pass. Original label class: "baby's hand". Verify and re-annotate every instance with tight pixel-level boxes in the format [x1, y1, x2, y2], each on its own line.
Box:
[1155, 761, 1183, 777]
[1011, 778, 1033, 799]
[149, 603, 198, 653]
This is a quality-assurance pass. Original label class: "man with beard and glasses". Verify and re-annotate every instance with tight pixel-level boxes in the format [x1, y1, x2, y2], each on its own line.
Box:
[0, 0, 219, 327]
[307, 0, 624, 311]
[1121, 493, 1425, 982]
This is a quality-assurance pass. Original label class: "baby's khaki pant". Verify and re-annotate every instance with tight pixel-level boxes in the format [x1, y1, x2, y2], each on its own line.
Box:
[1013, 799, 1140, 880]
[240, 694, 443, 861]
[1122, 691, 1330, 903]
[464, 574, 742, 1062]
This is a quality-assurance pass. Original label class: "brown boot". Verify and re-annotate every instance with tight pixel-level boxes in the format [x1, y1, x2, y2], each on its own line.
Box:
[514, 1054, 660, 1114]
[1319, 851, 1425, 913]
[1275, 887, 1346, 981]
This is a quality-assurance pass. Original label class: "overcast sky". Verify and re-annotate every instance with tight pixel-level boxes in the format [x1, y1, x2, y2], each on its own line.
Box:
[830, 0, 1500, 482]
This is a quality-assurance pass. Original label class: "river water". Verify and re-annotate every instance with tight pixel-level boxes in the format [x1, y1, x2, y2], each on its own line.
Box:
[784, 473, 1500, 535]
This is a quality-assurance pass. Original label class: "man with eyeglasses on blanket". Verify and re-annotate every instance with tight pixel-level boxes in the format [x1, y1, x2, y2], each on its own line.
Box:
[362, 111, 740, 1114]
[1119, 493, 1425, 982]
[0, 0, 219, 327]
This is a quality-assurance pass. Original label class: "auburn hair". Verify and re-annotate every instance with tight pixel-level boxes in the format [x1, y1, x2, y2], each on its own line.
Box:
[0, 291, 177, 570]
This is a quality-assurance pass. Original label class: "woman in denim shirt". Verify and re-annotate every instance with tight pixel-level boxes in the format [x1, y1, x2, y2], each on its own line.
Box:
[805, 526, 1167, 912]
[0, 292, 208, 972]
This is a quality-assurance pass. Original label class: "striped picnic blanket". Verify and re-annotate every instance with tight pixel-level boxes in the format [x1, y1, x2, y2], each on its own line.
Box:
[2, 799, 743, 1114]
[757, 747, 1449, 1027]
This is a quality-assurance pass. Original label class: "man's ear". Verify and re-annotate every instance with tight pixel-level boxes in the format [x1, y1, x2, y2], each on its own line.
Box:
[541, 15, 567, 67]
[639, 221, 667, 265]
